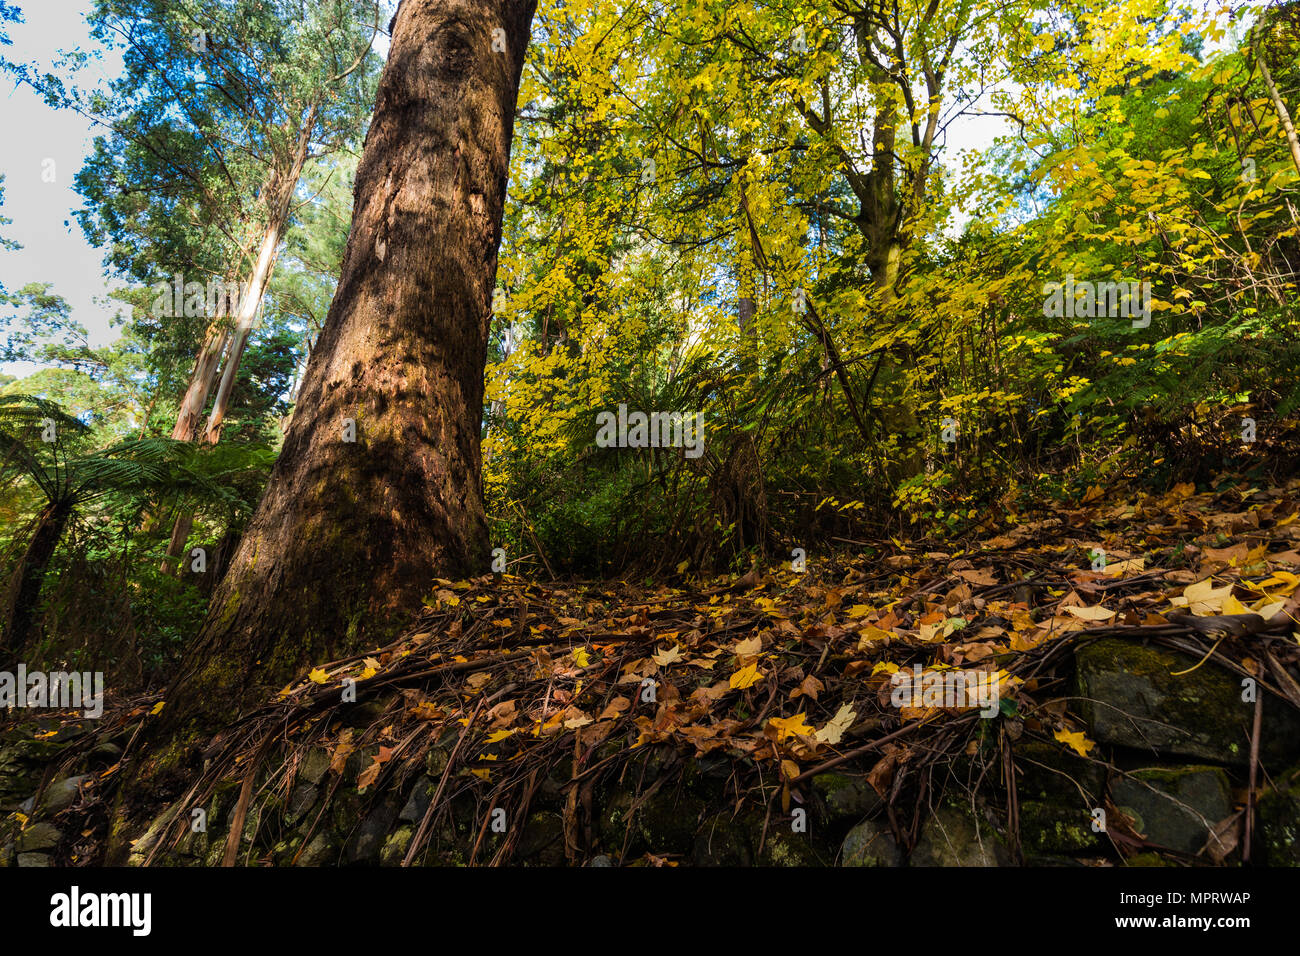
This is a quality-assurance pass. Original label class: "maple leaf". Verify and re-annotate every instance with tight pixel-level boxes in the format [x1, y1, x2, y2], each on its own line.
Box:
[766, 713, 815, 741]
[733, 635, 762, 656]
[652, 644, 682, 666]
[815, 703, 856, 744]
[308, 667, 329, 684]
[1054, 727, 1096, 757]
[150, 701, 165, 716]
[729, 662, 764, 689]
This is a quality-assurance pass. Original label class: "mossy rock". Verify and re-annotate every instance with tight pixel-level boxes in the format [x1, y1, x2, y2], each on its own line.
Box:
[1123, 851, 1174, 867]
[841, 818, 903, 867]
[812, 772, 882, 822]
[1018, 800, 1101, 854]
[380, 825, 414, 866]
[630, 791, 706, 854]
[1076, 639, 1300, 766]
[692, 810, 755, 866]
[760, 826, 825, 866]
[1110, 765, 1231, 856]
[1257, 763, 1300, 865]
[518, 811, 567, 865]
[910, 804, 1010, 867]
[1014, 740, 1105, 804]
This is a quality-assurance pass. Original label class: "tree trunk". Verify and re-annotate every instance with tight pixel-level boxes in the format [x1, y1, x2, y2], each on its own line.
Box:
[163, 0, 538, 725]
[1256, 33, 1300, 178]
[1, 501, 73, 662]
[161, 106, 319, 573]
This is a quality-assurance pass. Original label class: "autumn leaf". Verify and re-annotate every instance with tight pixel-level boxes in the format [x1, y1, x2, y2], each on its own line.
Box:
[652, 644, 682, 667]
[1062, 604, 1116, 621]
[729, 662, 764, 689]
[766, 713, 815, 741]
[1054, 727, 1096, 757]
[308, 667, 329, 684]
[815, 703, 856, 745]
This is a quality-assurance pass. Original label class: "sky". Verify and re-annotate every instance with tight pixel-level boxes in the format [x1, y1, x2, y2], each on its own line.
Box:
[0, 0, 125, 378]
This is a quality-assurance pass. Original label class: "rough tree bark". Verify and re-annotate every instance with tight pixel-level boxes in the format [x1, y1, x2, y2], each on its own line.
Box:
[162, 0, 538, 727]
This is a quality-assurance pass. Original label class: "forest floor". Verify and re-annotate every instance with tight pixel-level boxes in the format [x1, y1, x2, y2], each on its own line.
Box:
[9, 472, 1300, 865]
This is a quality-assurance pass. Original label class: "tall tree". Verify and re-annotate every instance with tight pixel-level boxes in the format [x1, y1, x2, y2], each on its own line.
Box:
[164, 0, 539, 725]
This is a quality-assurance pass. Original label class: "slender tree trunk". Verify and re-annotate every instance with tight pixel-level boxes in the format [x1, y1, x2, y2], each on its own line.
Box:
[162, 0, 538, 727]
[1256, 36, 1300, 178]
[161, 106, 319, 573]
[172, 322, 231, 443]
[1, 501, 73, 662]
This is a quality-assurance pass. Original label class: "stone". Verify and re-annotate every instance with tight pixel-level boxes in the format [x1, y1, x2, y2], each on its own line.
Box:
[17, 852, 51, 867]
[841, 818, 903, 866]
[346, 799, 399, 865]
[1014, 740, 1105, 804]
[399, 777, 434, 823]
[37, 774, 89, 816]
[518, 811, 566, 865]
[17, 822, 61, 853]
[692, 812, 754, 866]
[910, 804, 1009, 866]
[295, 833, 338, 867]
[298, 747, 332, 786]
[1018, 801, 1101, 854]
[1255, 763, 1300, 865]
[588, 854, 613, 867]
[812, 772, 883, 821]
[1075, 639, 1300, 766]
[1110, 765, 1231, 856]
[381, 826, 413, 866]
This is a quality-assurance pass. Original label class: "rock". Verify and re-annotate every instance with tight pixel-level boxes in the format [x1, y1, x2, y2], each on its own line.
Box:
[299, 747, 332, 786]
[588, 854, 613, 867]
[759, 825, 826, 866]
[284, 782, 319, 825]
[841, 819, 903, 866]
[89, 741, 122, 764]
[295, 832, 338, 867]
[813, 772, 882, 821]
[1255, 764, 1300, 865]
[1110, 765, 1231, 856]
[17, 822, 61, 853]
[631, 792, 705, 853]
[1075, 639, 1300, 766]
[1018, 801, 1101, 854]
[692, 811, 755, 866]
[910, 804, 1009, 866]
[346, 799, 400, 865]
[0, 737, 66, 810]
[1014, 740, 1105, 804]
[518, 811, 566, 865]
[17, 852, 51, 867]
[380, 826, 413, 866]
[399, 777, 434, 824]
[37, 774, 89, 815]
